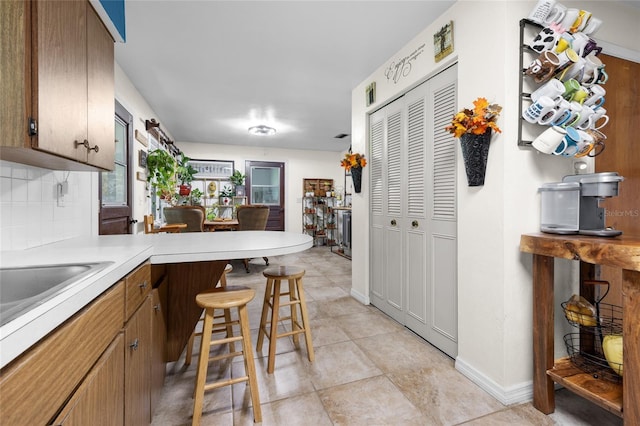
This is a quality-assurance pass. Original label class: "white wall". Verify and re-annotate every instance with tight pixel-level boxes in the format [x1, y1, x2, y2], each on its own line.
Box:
[176, 142, 344, 232]
[351, 0, 640, 404]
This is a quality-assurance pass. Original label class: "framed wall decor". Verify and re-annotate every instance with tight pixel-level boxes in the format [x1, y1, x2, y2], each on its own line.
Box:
[190, 159, 235, 179]
[138, 149, 147, 167]
[434, 21, 454, 63]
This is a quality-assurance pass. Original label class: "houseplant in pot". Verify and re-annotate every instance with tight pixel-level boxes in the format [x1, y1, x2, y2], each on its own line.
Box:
[146, 148, 177, 201]
[219, 187, 234, 206]
[230, 170, 246, 196]
[445, 97, 502, 186]
[176, 153, 198, 196]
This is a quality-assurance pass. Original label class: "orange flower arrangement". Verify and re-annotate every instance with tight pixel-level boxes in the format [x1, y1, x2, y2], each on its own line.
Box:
[445, 97, 502, 138]
[340, 152, 367, 171]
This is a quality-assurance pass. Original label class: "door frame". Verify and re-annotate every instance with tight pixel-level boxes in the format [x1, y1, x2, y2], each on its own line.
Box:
[98, 100, 133, 234]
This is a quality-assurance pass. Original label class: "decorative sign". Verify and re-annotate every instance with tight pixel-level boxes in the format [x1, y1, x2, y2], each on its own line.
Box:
[136, 171, 147, 182]
[365, 82, 376, 106]
[434, 21, 454, 63]
[191, 159, 235, 178]
[138, 150, 147, 167]
[384, 43, 426, 84]
[135, 129, 148, 147]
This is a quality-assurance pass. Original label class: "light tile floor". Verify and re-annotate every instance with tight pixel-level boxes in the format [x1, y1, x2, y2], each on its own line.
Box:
[151, 247, 623, 426]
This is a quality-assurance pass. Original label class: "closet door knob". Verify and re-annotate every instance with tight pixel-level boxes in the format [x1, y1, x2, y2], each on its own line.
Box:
[412, 220, 419, 228]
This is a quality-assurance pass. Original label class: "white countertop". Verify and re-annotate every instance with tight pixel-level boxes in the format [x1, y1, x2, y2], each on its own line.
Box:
[0, 231, 312, 369]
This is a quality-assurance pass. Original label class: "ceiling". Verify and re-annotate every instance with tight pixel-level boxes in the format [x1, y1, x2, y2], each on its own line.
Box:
[114, 1, 455, 152]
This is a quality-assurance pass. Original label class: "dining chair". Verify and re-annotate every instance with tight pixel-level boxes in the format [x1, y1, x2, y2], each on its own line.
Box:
[163, 206, 206, 232]
[144, 215, 158, 234]
[236, 205, 270, 272]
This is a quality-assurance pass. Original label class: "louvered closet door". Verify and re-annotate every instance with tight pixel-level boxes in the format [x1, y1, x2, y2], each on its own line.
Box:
[369, 64, 458, 358]
[405, 65, 458, 358]
[370, 99, 406, 324]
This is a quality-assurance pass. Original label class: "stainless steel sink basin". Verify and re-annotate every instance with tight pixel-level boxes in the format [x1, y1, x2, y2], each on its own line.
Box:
[0, 261, 113, 326]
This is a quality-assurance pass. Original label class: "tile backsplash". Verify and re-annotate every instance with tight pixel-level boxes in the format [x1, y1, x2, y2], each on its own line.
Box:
[0, 161, 94, 251]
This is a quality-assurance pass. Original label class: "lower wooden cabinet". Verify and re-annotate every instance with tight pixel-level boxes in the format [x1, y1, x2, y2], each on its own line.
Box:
[125, 295, 152, 425]
[151, 285, 168, 415]
[53, 334, 125, 425]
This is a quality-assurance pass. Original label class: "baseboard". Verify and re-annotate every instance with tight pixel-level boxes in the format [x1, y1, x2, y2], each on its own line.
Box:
[455, 356, 533, 406]
[350, 287, 369, 305]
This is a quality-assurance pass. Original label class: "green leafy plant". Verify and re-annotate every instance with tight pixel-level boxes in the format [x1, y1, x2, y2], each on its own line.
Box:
[190, 188, 203, 205]
[146, 149, 177, 199]
[176, 153, 198, 186]
[230, 170, 246, 186]
[219, 187, 235, 197]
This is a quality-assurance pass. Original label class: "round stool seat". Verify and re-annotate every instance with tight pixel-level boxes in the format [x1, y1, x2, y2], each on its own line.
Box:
[263, 265, 305, 280]
[196, 286, 255, 310]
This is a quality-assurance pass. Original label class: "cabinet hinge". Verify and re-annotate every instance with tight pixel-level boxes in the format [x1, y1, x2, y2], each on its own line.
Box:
[28, 118, 37, 136]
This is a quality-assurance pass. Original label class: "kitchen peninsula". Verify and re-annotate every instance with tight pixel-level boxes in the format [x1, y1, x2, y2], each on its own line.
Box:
[0, 231, 312, 425]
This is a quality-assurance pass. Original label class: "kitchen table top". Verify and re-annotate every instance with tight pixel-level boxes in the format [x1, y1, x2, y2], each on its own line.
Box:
[0, 231, 312, 369]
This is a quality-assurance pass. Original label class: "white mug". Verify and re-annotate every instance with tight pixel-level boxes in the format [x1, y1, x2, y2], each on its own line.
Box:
[591, 107, 610, 130]
[544, 3, 567, 25]
[583, 17, 603, 36]
[559, 56, 586, 82]
[540, 98, 571, 126]
[576, 105, 597, 130]
[558, 8, 580, 32]
[523, 96, 556, 123]
[571, 32, 590, 57]
[528, 0, 557, 24]
[584, 84, 606, 108]
[581, 53, 605, 85]
[531, 78, 565, 102]
[532, 126, 567, 154]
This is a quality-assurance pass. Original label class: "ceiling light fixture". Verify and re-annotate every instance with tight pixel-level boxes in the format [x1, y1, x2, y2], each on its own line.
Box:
[248, 125, 276, 136]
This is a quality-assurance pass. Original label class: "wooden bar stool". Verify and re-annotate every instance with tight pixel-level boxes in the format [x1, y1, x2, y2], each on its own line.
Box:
[185, 264, 234, 366]
[192, 286, 261, 425]
[256, 265, 314, 374]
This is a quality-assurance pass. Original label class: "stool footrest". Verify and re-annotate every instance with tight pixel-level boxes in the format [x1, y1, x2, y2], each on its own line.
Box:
[208, 350, 243, 363]
[204, 375, 249, 391]
[210, 335, 243, 346]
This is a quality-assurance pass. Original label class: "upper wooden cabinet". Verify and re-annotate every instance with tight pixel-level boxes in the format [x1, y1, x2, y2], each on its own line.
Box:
[0, 0, 115, 171]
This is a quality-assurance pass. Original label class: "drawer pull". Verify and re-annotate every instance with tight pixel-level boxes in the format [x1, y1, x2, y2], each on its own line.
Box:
[129, 338, 139, 351]
[139, 281, 148, 290]
[153, 304, 161, 312]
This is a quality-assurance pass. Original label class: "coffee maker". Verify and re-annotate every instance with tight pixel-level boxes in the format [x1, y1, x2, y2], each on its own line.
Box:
[539, 172, 624, 237]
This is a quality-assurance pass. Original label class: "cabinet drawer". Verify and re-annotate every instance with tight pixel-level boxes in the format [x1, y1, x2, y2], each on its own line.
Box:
[125, 261, 151, 320]
[0, 281, 125, 425]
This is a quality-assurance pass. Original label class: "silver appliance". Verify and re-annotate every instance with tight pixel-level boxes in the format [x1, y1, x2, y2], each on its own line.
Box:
[342, 211, 352, 254]
[539, 172, 624, 237]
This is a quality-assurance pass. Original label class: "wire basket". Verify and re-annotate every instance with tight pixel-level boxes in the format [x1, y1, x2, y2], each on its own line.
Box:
[561, 280, 622, 334]
[564, 333, 622, 383]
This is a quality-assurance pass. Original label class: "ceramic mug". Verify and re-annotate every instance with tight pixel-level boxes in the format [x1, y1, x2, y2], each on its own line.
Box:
[526, 51, 561, 83]
[581, 53, 608, 86]
[584, 84, 606, 108]
[559, 101, 584, 128]
[559, 56, 586, 82]
[575, 129, 597, 157]
[575, 105, 597, 129]
[584, 128, 607, 156]
[591, 107, 610, 129]
[528, 0, 558, 24]
[531, 78, 565, 102]
[582, 38, 602, 58]
[530, 26, 560, 53]
[532, 126, 567, 154]
[571, 32, 590, 57]
[539, 98, 572, 126]
[559, 8, 580, 32]
[523, 96, 556, 123]
[544, 3, 567, 25]
[583, 17, 603, 36]
[554, 127, 581, 156]
[571, 10, 592, 33]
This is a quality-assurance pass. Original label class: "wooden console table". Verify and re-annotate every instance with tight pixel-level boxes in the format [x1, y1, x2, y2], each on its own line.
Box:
[520, 233, 640, 424]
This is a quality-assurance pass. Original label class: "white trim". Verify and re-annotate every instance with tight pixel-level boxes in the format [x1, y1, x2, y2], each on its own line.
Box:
[350, 287, 369, 305]
[455, 356, 533, 406]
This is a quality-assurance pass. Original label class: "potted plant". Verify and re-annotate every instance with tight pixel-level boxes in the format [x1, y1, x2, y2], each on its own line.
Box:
[176, 153, 198, 195]
[146, 149, 177, 201]
[230, 170, 246, 196]
[219, 187, 234, 206]
[340, 151, 367, 193]
[190, 188, 203, 205]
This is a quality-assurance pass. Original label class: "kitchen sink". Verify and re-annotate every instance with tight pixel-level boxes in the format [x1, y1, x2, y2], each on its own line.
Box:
[0, 261, 113, 326]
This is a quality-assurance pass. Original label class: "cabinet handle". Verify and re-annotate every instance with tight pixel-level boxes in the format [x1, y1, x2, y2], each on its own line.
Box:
[154, 304, 161, 312]
[391, 219, 396, 226]
[139, 281, 148, 290]
[74, 139, 99, 153]
[129, 338, 139, 351]
[412, 220, 419, 228]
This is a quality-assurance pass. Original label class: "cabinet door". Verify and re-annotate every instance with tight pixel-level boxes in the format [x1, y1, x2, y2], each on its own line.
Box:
[125, 296, 152, 426]
[150, 286, 167, 416]
[53, 334, 125, 426]
[35, 0, 88, 162]
[86, 3, 115, 170]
